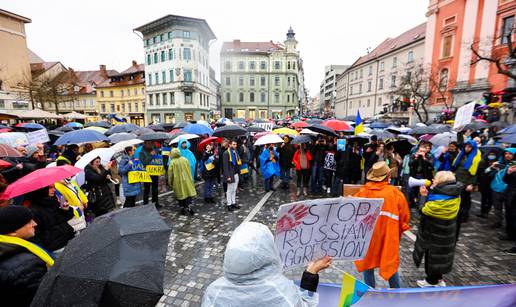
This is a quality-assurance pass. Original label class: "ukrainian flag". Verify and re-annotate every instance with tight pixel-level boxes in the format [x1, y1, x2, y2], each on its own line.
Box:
[354, 111, 364, 135]
[339, 272, 369, 307]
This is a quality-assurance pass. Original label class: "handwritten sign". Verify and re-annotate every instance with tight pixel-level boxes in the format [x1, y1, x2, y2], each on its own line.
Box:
[27, 129, 50, 144]
[256, 123, 274, 132]
[145, 154, 165, 176]
[453, 101, 476, 130]
[275, 197, 383, 269]
[128, 159, 152, 183]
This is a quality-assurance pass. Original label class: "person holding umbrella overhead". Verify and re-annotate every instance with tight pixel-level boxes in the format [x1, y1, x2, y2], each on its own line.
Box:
[139, 140, 160, 208]
[0, 206, 52, 306]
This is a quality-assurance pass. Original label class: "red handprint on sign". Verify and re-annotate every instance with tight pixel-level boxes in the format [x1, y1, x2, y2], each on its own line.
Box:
[276, 204, 309, 234]
[362, 207, 381, 231]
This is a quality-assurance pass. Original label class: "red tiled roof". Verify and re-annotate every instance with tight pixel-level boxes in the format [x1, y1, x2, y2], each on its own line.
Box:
[118, 63, 144, 75]
[221, 40, 283, 53]
[350, 22, 426, 68]
[96, 63, 145, 88]
[74, 70, 117, 94]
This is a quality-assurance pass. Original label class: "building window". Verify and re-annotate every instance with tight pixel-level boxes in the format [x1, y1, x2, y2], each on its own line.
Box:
[154, 53, 158, 63]
[155, 72, 159, 84]
[170, 92, 175, 105]
[260, 76, 266, 86]
[260, 61, 266, 70]
[380, 61, 384, 72]
[368, 65, 372, 75]
[261, 92, 266, 102]
[225, 61, 231, 70]
[359, 69, 363, 78]
[226, 92, 231, 102]
[439, 68, 449, 91]
[274, 93, 279, 103]
[127, 89, 130, 96]
[183, 31, 190, 39]
[250, 92, 255, 102]
[149, 94, 154, 106]
[367, 99, 370, 107]
[89, 99, 94, 107]
[378, 97, 382, 106]
[183, 69, 192, 82]
[378, 78, 384, 90]
[274, 61, 281, 70]
[121, 103, 125, 112]
[120, 90, 124, 97]
[148, 74, 152, 85]
[239, 76, 244, 86]
[293, 62, 296, 70]
[367, 81, 372, 92]
[501, 15, 514, 44]
[101, 104, 106, 112]
[100, 91, 104, 97]
[162, 71, 166, 83]
[147, 54, 151, 65]
[168, 49, 173, 60]
[250, 76, 255, 86]
[359, 83, 362, 93]
[274, 76, 280, 86]
[161, 51, 166, 62]
[407, 51, 414, 63]
[109, 90, 114, 97]
[128, 103, 132, 112]
[441, 35, 453, 58]
[164, 113, 175, 123]
[185, 92, 192, 104]
[287, 94, 290, 103]
[162, 93, 167, 106]
[134, 88, 138, 96]
[249, 61, 256, 70]
[225, 77, 230, 86]
[391, 75, 396, 87]
[287, 76, 291, 86]
[238, 61, 244, 70]
[183, 48, 192, 60]
[142, 88, 145, 95]
[169, 70, 174, 82]
[239, 92, 244, 102]
[110, 104, 115, 112]
[135, 103, 139, 112]
[392, 57, 398, 68]
[287, 62, 291, 70]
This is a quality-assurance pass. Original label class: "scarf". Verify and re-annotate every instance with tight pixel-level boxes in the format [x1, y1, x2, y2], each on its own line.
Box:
[452, 140, 482, 176]
[422, 194, 461, 220]
[0, 235, 54, 267]
[227, 148, 241, 166]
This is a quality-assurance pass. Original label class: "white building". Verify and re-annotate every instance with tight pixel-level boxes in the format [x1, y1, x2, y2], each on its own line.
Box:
[134, 15, 217, 123]
[319, 65, 349, 117]
[335, 23, 426, 120]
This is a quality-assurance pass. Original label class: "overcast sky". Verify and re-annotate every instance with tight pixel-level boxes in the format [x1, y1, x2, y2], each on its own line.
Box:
[4, 0, 427, 97]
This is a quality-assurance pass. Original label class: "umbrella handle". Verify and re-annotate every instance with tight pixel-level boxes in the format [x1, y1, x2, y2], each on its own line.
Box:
[109, 178, 120, 185]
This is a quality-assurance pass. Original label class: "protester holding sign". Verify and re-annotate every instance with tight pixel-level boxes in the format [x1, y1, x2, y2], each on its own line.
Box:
[202, 222, 332, 307]
[118, 146, 141, 208]
[353, 161, 410, 288]
[168, 148, 196, 216]
[139, 141, 160, 208]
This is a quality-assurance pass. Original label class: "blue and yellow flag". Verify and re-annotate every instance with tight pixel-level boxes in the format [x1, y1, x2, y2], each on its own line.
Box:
[339, 271, 369, 307]
[354, 111, 364, 135]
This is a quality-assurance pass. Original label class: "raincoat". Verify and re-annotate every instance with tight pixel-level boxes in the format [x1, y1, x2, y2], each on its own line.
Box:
[167, 148, 197, 201]
[178, 137, 197, 182]
[259, 147, 280, 180]
[202, 222, 318, 307]
[353, 181, 410, 280]
[118, 154, 141, 197]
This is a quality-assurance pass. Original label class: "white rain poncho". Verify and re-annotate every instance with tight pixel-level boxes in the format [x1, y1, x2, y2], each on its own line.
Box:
[202, 222, 318, 307]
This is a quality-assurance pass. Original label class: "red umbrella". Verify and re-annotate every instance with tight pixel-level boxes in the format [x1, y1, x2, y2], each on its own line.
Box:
[198, 136, 222, 151]
[0, 144, 21, 158]
[0, 159, 12, 169]
[291, 122, 308, 129]
[1, 165, 82, 199]
[322, 120, 352, 131]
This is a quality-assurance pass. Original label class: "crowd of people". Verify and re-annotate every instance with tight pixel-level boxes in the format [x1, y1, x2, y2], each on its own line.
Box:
[0, 117, 515, 306]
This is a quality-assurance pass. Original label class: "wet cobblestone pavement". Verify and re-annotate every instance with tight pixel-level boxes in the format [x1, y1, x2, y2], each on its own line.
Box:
[152, 174, 516, 307]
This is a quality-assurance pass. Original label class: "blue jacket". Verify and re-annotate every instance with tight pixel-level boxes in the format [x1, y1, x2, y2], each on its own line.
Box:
[118, 154, 141, 197]
[178, 137, 197, 182]
[259, 147, 280, 180]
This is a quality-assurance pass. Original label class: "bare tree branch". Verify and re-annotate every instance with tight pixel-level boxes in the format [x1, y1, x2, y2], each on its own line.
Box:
[470, 30, 516, 81]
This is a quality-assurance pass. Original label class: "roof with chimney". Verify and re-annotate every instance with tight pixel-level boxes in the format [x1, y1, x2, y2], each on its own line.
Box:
[221, 40, 284, 54]
[97, 62, 144, 88]
[349, 22, 426, 68]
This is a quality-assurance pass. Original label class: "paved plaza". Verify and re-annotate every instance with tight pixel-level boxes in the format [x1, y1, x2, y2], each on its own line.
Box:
[153, 174, 516, 307]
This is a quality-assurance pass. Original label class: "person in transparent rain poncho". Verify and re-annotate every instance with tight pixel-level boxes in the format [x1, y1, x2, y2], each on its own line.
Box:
[202, 222, 332, 307]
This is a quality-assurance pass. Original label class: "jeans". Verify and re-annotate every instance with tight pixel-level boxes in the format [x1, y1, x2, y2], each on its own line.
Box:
[296, 169, 310, 188]
[363, 269, 401, 289]
[264, 176, 275, 191]
[492, 191, 506, 225]
[143, 175, 159, 205]
[204, 177, 216, 198]
[280, 167, 291, 184]
[226, 174, 239, 206]
[310, 164, 324, 193]
[124, 195, 136, 208]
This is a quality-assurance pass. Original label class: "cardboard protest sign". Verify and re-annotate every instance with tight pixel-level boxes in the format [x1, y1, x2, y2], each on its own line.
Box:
[337, 139, 346, 151]
[275, 197, 383, 269]
[256, 123, 274, 132]
[453, 101, 476, 130]
[145, 154, 165, 176]
[27, 129, 50, 144]
[128, 159, 152, 183]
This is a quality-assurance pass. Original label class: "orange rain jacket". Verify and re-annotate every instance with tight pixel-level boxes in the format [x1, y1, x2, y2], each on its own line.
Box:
[353, 181, 410, 280]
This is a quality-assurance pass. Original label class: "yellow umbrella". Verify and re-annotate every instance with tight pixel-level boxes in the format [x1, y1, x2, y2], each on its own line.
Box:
[272, 127, 299, 136]
[84, 126, 108, 134]
[488, 102, 503, 108]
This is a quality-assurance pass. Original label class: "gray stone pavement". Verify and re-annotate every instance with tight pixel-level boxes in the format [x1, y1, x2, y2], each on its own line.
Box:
[152, 174, 516, 307]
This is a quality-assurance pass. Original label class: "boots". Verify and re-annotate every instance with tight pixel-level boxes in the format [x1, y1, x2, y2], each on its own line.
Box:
[303, 187, 308, 196]
[296, 188, 301, 196]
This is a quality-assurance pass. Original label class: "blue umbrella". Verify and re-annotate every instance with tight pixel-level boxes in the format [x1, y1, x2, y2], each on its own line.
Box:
[182, 123, 213, 136]
[369, 121, 390, 129]
[499, 124, 516, 135]
[65, 122, 83, 129]
[54, 130, 109, 145]
[105, 123, 140, 136]
[499, 134, 516, 144]
[21, 123, 45, 130]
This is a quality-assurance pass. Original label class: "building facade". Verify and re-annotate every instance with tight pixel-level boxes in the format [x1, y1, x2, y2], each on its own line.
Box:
[134, 15, 217, 124]
[0, 9, 32, 112]
[334, 23, 426, 120]
[424, 0, 515, 111]
[96, 61, 146, 126]
[220, 27, 304, 119]
[319, 65, 349, 117]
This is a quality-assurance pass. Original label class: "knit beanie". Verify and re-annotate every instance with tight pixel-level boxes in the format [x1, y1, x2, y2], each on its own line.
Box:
[0, 206, 33, 235]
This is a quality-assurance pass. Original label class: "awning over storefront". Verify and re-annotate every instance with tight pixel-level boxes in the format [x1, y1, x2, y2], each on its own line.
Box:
[62, 111, 88, 120]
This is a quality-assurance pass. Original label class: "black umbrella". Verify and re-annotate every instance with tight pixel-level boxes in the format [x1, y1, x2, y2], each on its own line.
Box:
[56, 125, 74, 132]
[291, 134, 314, 145]
[308, 124, 337, 137]
[133, 127, 155, 136]
[85, 121, 112, 128]
[32, 205, 171, 306]
[429, 124, 452, 133]
[105, 123, 140, 135]
[347, 135, 369, 146]
[307, 118, 323, 125]
[410, 126, 439, 135]
[462, 121, 489, 132]
[212, 125, 247, 138]
[147, 124, 165, 131]
[162, 123, 176, 132]
[108, 132, 138, 143]
[387, 139, 414, 156]
[370, 130, 395, 140]
[139, 132, 172, 141]
[341, 115, 356, 121]
[247, 125, 266, 133]
[174, 122, 189, 129]
[490, 121, 509, 129]
[479, 145, 503, 156]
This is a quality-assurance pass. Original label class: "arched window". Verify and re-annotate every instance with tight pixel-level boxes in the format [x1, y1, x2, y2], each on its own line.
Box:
[439, 69, 449, 91]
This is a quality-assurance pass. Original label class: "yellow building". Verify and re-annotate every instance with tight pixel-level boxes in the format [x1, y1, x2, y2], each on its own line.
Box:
[96, 61, 146, 126]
